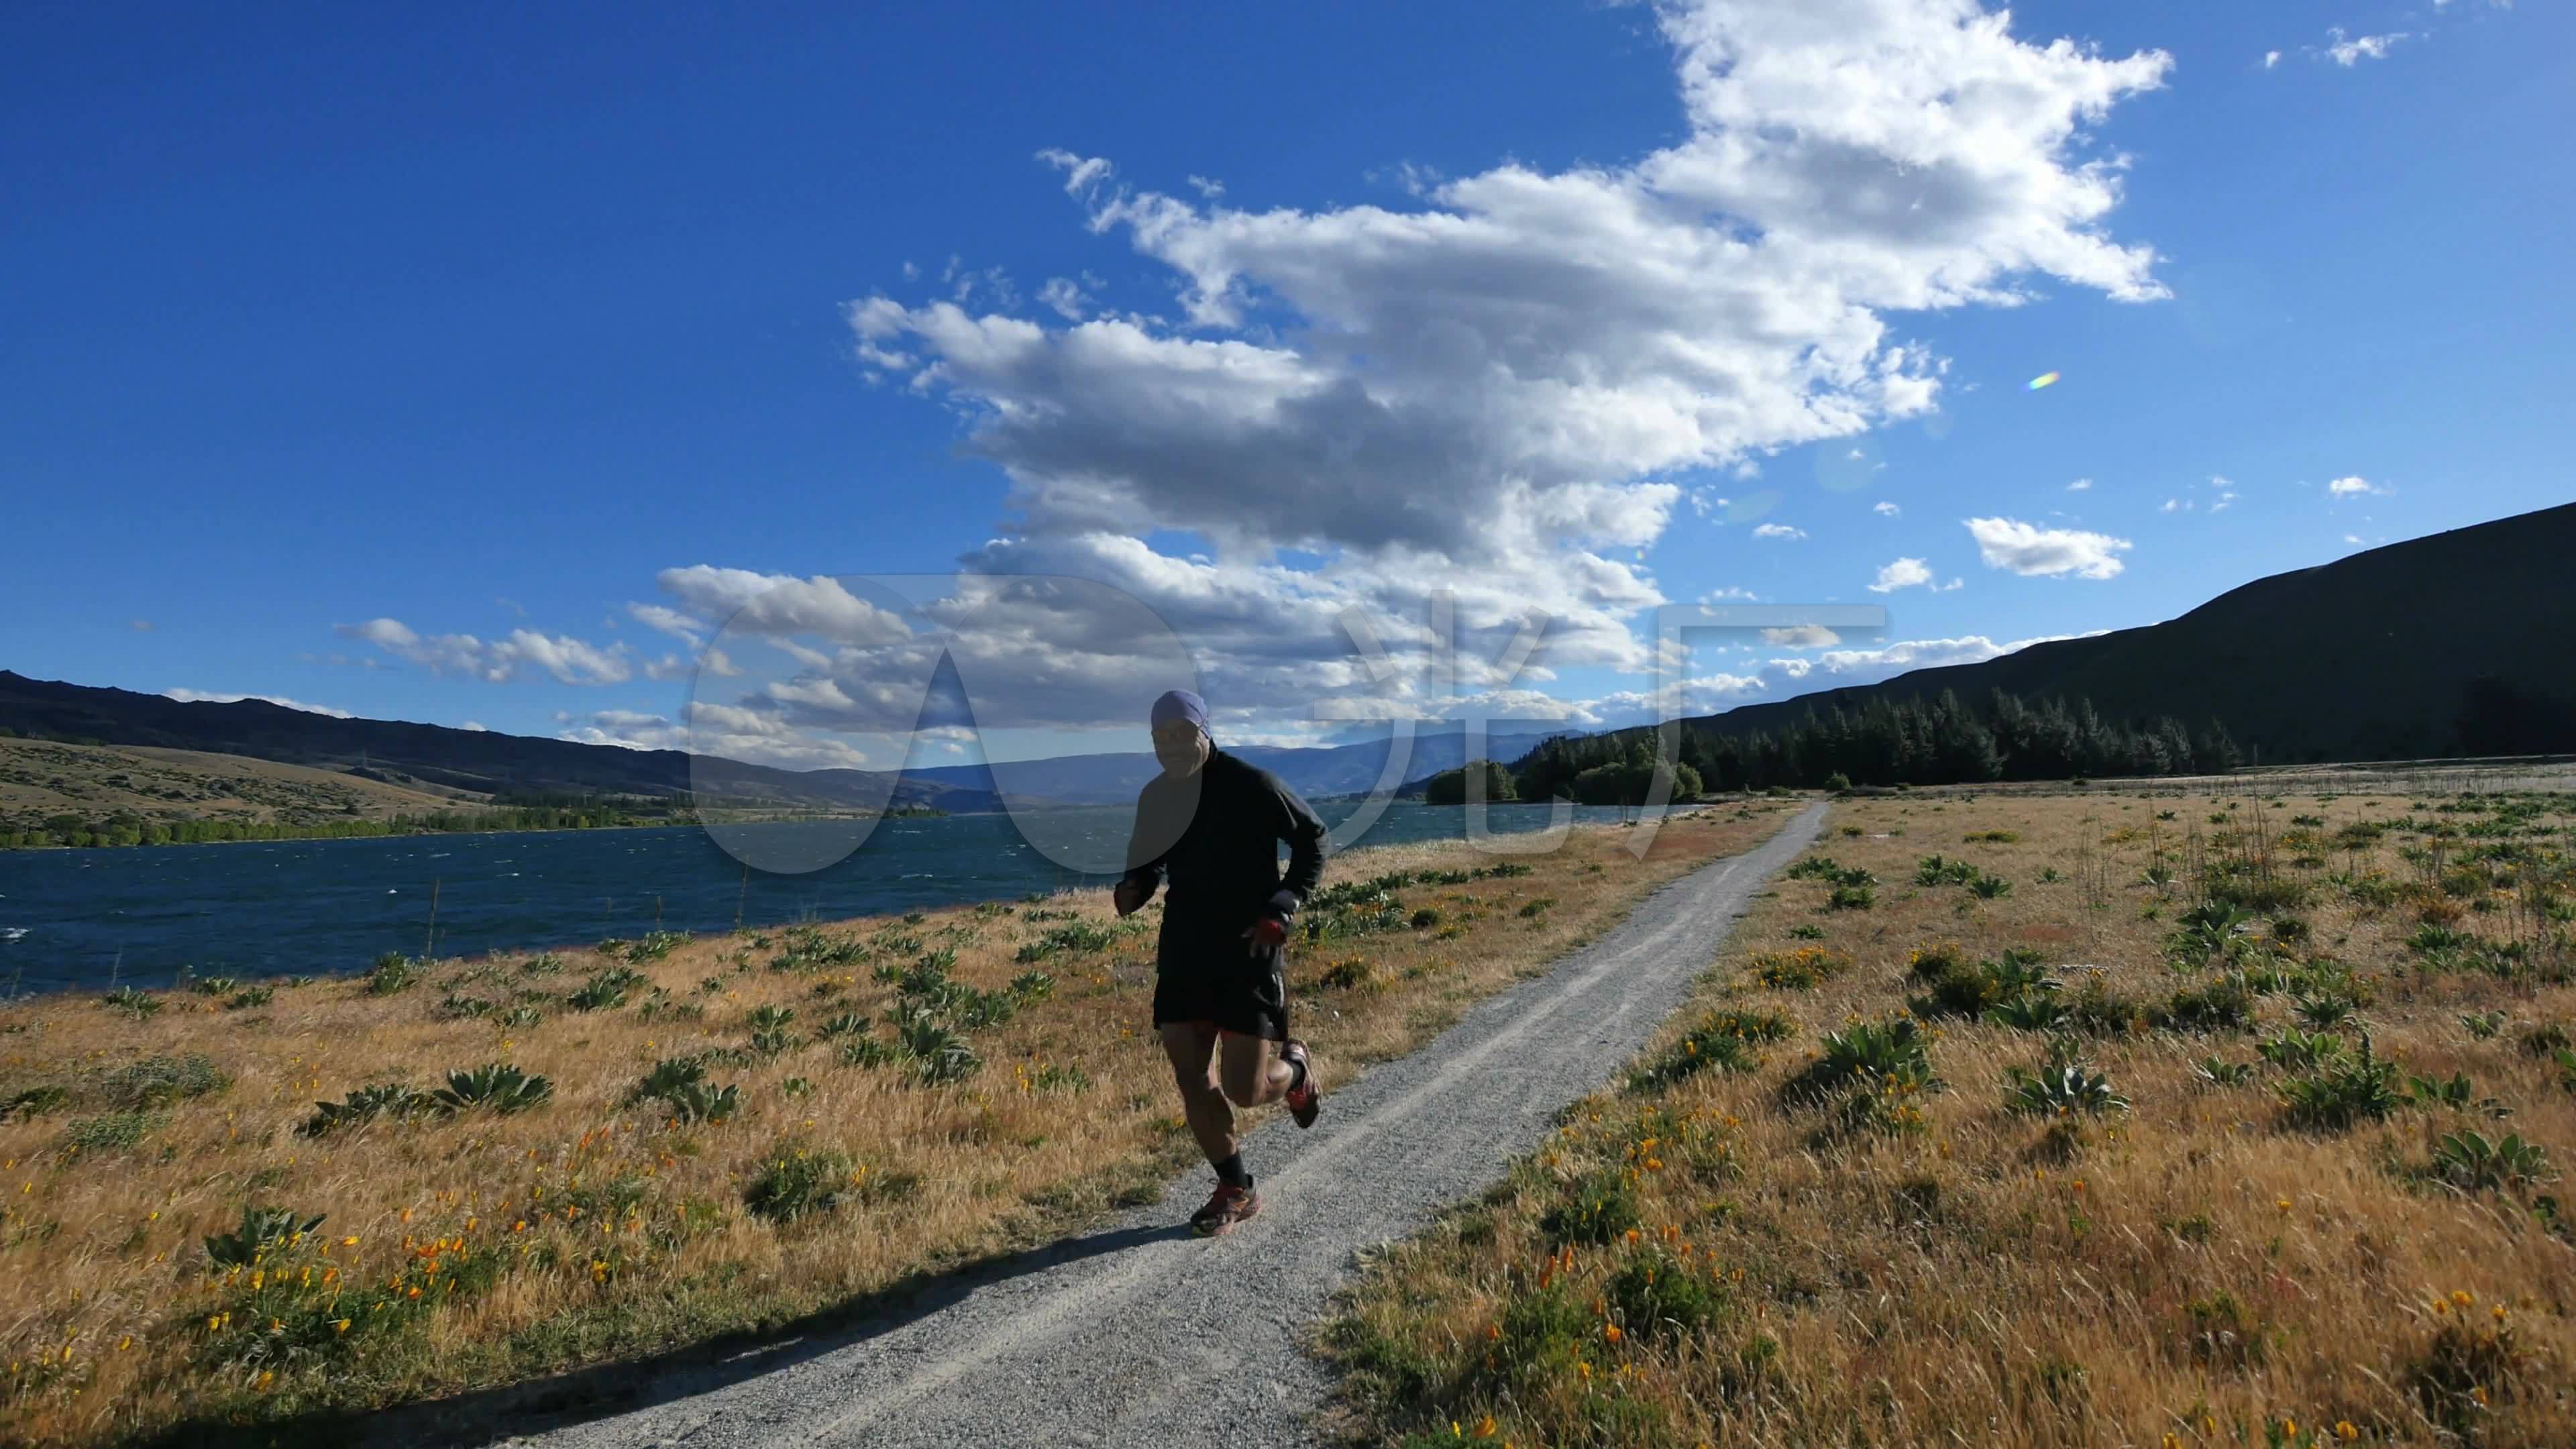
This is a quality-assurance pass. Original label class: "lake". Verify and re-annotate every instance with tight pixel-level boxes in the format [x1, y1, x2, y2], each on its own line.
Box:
[0, 800, 1643, 995]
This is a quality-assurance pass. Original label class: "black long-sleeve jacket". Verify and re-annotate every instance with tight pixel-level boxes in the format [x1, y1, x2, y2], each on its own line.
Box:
[1120, 749, 1329, 934]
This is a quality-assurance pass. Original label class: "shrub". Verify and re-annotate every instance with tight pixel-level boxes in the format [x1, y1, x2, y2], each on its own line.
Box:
[1607, 1248, 1729, 1341]
[301, 1083, 434, 1137]
[2002, 1040, 2130, 1117]
[203, 1206, 326, 1268]
[745, 1141, 860, 1225]
[1628, 1009, 1788, 1092]
[2407, 1072, 2511, 1118]
[820, 1012, 872, 1039]
[1751, 947, 1850, 989]
[1785, 855, 1847, 881]
[1827, 883, 1876, 911]
[1822, 772, 1853, 793]
[2158, 975, 2256, 1033]
[2459, 1010, 2506, 1039]
[837, 1036, 903, 1069]
[62, 1110, 158, 1154]
[1915, 855, 1979, 887]
[2292, 991, 2360, 1030]
[2257, 1028, 2350, 1071]
[2430, 1130, 2554, 1192]
[225, 985, 275, 1010]
[894, 1008, 981, 1083]
[364, 953, 419, 995]
[2519, 1022, 2573, 1059]
[1784, 1016, 1937, 1106]
[100, 985, 162, 1019]
[3, 1085, 70, 1121]
[1967, 873, 2013, 900]
[1517, 897, 1556, 918]
[1538, 1169, 1642, 1246]
[101, 1053, 229, 1108]
[2192, 1056, 2256, 1087]
[2277, 1036, 2402, 1131]
[429, 1063, 553, 1115]
[568, 965, 648, 1011]
[1320, 957, 1376, 991]
[1986, 994, 2070, 1032]
[1017, 922, 1120, 962]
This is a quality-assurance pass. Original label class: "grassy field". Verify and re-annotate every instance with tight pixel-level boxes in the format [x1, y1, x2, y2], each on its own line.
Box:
[0, 738, 472, 834]
[1326, 786, 2576, 1448]
[0, 799, 1794, 1446]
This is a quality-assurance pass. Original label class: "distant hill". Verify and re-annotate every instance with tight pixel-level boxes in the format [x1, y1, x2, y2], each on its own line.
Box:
[0, 674, 1564, 817]
[1670, 502, 2576, 764]
[0, 674, 991, 814]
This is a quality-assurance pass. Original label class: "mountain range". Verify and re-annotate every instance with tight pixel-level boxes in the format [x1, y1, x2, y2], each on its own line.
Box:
[5, 502, 2570, 812]
[1672, 500, 2576, 763]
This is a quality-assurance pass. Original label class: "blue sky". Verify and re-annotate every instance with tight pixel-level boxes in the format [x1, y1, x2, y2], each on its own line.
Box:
[3, 1, 2567, 769]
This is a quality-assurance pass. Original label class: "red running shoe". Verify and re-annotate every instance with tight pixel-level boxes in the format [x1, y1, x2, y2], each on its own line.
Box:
[1282, 1040, 1321, 1129]
[1189, 1181, 1260, 1236]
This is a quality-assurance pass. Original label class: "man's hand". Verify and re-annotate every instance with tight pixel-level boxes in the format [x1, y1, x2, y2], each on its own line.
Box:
[1240, 914, 1287, 955]
[1113, 877, 1152, 918]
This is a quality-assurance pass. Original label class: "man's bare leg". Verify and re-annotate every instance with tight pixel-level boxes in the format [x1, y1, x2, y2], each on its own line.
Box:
[1159, 1020, 1236, 1163]
[1218, 1032, 1296, 1109]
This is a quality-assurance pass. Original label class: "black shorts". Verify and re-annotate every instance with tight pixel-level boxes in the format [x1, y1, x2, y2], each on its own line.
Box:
[1150, 917, 1289, 1041]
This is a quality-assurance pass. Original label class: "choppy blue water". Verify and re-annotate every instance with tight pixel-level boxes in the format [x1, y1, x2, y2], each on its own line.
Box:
[0, 801, 1631, 995]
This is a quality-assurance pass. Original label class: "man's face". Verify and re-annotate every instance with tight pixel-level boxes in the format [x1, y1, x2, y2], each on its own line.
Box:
[1152, 720, 1211, 777]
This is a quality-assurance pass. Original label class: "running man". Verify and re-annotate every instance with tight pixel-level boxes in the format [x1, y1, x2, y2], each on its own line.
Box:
[1113, 688, 1329, 1236]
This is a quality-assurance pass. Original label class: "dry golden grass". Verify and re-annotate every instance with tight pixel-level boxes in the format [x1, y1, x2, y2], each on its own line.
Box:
[0, 800, 1796, 1445]
[0, 738, 470, 832]
[1328, 787, 2576, 1448]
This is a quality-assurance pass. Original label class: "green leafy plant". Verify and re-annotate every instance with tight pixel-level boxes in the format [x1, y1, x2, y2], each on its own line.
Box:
[744, 1141, 860, 1224]
[429, 1063, 553, 1115]
[1538, 1169, 1642, 1247]
[2277, 1035, 2403, 1131]
[2430, 1130, 2554, 1192]
[2002, 1040, 2130, 1117]
[364, 953, 419, 996]
[2193, 1056, 2256, 1087]
[100, 985, 162, 1019]
[301, 1083, 434, 1136]
[567, 965, 648, 1011]
[203, 1206, 326, 1268]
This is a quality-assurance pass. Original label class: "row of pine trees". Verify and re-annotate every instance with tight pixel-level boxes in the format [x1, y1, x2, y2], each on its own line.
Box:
[1509, 688, 2244, 803]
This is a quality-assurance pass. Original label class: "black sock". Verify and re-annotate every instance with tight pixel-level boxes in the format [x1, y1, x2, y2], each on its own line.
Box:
[1214, 1152, 1251, 1189]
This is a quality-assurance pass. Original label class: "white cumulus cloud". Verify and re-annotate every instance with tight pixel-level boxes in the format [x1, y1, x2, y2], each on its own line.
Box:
[1867, 557, 1936, 592]
[1962, 517, 2132, 578]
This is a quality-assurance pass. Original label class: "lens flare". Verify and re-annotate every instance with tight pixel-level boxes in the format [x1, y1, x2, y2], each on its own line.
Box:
[2027, 371, 2061, 390]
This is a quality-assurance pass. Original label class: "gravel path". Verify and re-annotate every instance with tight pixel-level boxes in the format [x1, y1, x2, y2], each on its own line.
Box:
[495, 803, 1827, 1449]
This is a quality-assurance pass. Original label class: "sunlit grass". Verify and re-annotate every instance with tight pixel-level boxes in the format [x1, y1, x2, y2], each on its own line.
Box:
[0, 802, 1794, 1444]
[1328, 786, 2576, 1448]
